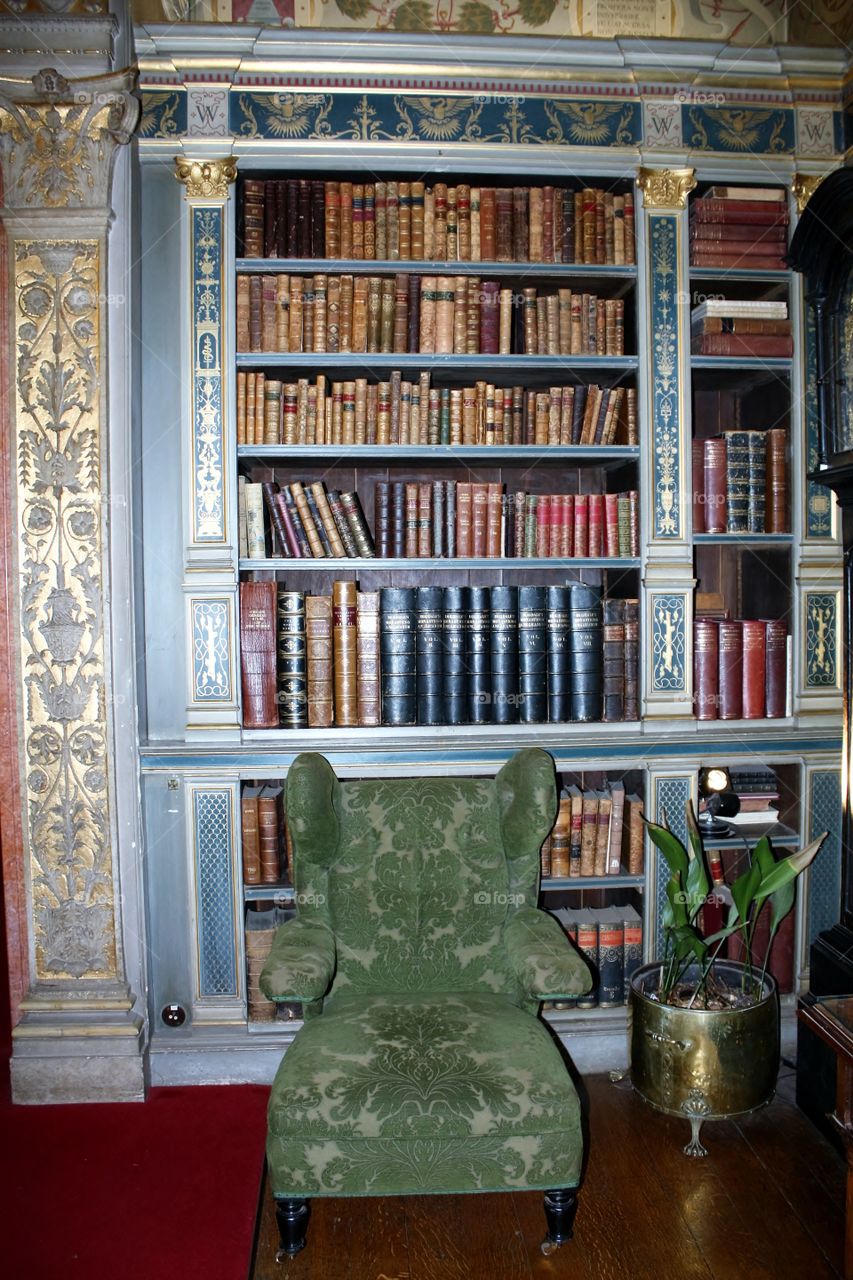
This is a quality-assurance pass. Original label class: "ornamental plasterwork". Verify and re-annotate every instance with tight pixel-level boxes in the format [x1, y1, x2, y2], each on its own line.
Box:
[792, 171, 826, 215]
[651, 595, 687, 692]
[14, 239, 117, 980]
[175, 156, 238, 200]
[637, 167, 696, 212]
[0, 68, 138, 210]
[649, 217, 682, 539]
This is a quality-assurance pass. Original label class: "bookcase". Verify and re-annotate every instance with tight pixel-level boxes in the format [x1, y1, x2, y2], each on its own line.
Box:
[134, 28, 845, 1084]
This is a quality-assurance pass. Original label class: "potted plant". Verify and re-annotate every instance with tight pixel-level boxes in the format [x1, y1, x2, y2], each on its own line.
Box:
[629, 805, 827, 1156]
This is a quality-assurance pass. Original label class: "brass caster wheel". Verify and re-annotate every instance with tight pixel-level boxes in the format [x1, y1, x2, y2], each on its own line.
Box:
[540, 1238, 560, 1257]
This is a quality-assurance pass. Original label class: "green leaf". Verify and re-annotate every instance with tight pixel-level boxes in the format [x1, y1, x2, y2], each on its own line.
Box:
[753, 832, 828, 904]
[456, 0, 495, 31]
[730, 859, 762, 925]
[646, 820, 689, 878]
[685, 801, 704, 863]
[768, 878, 796, 938]
[392, 0, 433, 29]
[753, 836, 774, 881]
[685, 845, 710, 921]
[665, 877, 688, 929]
[673, 925, 708, 965]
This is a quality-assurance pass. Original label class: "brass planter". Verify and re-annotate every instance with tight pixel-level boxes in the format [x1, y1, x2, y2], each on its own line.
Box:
[629, 960, 779, 1156]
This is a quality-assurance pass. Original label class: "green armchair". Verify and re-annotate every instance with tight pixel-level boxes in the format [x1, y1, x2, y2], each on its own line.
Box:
[261, 747, 592, 1258]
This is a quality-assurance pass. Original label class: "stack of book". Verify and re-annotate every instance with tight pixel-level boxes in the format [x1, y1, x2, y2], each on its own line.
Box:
[241, 479, 374, 561]
[239, 581, 640, 729]
[689, 185, 789, 271]
[240, 784, 290, 884]
[693, 617, 789, 720]
[540, 783, 644, 879]
[547, 905, 643, 1009]
[236, 272, 626, 356]
[692, 426, 787, 534]
[691, 298, 792, 358]
[241, 178, 635, 265]
[725, 766, 781, 826]
[236, 375, 636, 449]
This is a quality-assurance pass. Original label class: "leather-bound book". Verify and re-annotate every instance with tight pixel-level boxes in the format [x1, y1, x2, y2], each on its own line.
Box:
[325, 181, 341, 258]
[240, 580, 278, 729]
[311, 180, 325, 256]
[471, 483, 488, 558]
[442, 585, 467, 726]
[456, 183, 471, 260]
[623, 599, 640, 721]
[404, 482, 419, 558]
[588, 493, 604, 558]
[263, 180, 277, 258]
[490, 584, 519, 724]
[280, 486, 311, 557]
[380, 586, 417, 726]
[374, 181, 387, 258]
[339, 182, 353, 258]
[452, 274, 467, 352]
[248, 274, 263, 352]
[241, 179, 265, 258]
[480, 281, 500, 354]
[309, 482, 346, 557]
[276, 589, 307, 728]
[602, 598, 625, 722]
[579, 791, 599, 876]
[356, 591, 381, 727]
[480, 187, 496, 260]
[416, 482, 432, 559]
[574, 909, 599, 1009]
[748, 431, 767, 533]
[518, 585, 547, 724]
[512, 188, 529, 261]
[258, 785, 283, 882]
[407, 274, 421, 353]
[379, 277, 395, 353]
[445, 480, 457, 558]
[374, 480, 391, 558]
[332, 580, 358, 727]
[495, 188, 513, 262]
[241, 786, 262, 884]
[445, 187, 457, 261]
[546, 584, 570, 723]
[260, 482, 286, 558]
[391, 481, 406, 557]
[703, 437, 728, 534]
[431, 480, 446, 559]
[470, 187, 480, 261]
[301, 484, 332, 556]
[339, 491, 376, 557]
[765, 427, 787, 533]
[486, 483, 504, 559]
[288, 276, 304, 352]
[415, 585, 444, 726]
[764, 619, 787, 719]
[306, 594, 334, 727]
[625, 795, 645, 875]
[434, 276, 454, 354]
[236, 275, 250, 353]
[327, 489, 359, 559]
[466, 584, 491, 724]
[693, 618, 719, 721]
[742, 619, 767, 719]
[351, 183, 364, 259]
[296, 179, 311, 257]
[284, 178, 299, 256]
[499, 288, 513, 355]
[692, 438, 706, 534]
[549, 791, 571, 878]
[725, 430, 751, 533]
[569, 582, 603, 722]
[411, 181, 425, 259]
[597, 908, 625, 1006]
[566, 785, 583, 876]
[718, 620, 743, 720]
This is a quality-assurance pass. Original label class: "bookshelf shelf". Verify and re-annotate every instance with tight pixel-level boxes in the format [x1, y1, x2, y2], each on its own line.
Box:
[236, 257, 638, 282]
[235, 353, 639, 372]
[238, 444, 640, 464]
[541, 873, 645, 890]
[701, 821, 799, 849]
[238, 556, 641, 571]
[693, 533, 793, 546]
[689, 267, 791, 282]
[690, 356, 792, 372]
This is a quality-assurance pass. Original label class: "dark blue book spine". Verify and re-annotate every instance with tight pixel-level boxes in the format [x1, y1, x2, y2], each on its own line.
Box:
[380, 587, 416, 725]
[518, 584, 547, 724]
[442, 585, 467, 726]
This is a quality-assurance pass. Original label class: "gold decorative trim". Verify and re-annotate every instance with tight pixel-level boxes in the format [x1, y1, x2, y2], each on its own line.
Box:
[175, 157, 238, 200]
[637, 167, 697, 211]
[792, 171, 827, 215]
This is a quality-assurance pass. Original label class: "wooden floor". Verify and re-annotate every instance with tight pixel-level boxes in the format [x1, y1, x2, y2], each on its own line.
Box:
[250, 1071, 845, 1280]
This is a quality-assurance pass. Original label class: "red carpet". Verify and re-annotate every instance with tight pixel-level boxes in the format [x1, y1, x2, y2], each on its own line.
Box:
[0, 1083, 269, 1280]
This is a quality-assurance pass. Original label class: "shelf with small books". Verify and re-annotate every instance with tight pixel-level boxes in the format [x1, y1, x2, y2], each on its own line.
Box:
[239, 559, 641, 571]
[237, 445, 640, 464]
[237, 258, 638, 280]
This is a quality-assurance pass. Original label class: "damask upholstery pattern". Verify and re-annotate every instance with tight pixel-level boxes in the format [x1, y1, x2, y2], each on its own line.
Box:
[264, 749, 591, 1200]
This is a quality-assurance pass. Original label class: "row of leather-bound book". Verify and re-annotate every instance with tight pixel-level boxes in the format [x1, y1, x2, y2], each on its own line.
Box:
[547, 907, 644, 1009]
[239, 581, 639, 729]
[694, 617, 789, 721]
[689, 185, 788, 270]
[241, 178, 636, 266]
[236, 273, 626, 356]
[240, 478, 639, 562]
[540, 782, 644, 880]
[692, 427, 788, 535]
[236, 373, 636, 449]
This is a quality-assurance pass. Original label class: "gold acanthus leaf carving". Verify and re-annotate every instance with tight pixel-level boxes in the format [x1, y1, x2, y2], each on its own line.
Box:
[792, 172, 827, 216]
[637, 167, 697, 211]
[175, 157, 238, 200]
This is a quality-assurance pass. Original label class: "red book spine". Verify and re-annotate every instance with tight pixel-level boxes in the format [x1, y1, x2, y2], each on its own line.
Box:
[588, 493, 603, 557]
[535, 494, 550, 558]
[471, 483, 488, 557]
[604, 492, 620, 557]
[486, 483, 503, 558]
[764, 619, 787, 718]
[548, 493, 562, 558]
[693, 619, 719, 721]
[690, 223, 788, 243]
[742, 620, 767, 719]
[718, 621, 743, 720]
[560, 493, 574, 557]
[573, 494, 588, 557]
[480, 280, 500, 354]
[691, 200, 789, 223]
[240, 580, 278, 728]
[692, 438, 705, 534]
[703, 438, 727, 534]
[456, 482, 472, 557]
[694, 334, 793, 357]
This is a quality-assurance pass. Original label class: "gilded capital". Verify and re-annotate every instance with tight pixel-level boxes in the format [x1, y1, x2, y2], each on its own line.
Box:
[792, 172, 826, 216]
[637, 167, 697, 211]
[175, 157, 238, 200]
[0, 67, 138, 211]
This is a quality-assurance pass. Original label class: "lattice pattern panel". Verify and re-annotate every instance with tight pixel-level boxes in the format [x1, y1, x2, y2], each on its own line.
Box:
[193, 788, 236, 997]
[808, 770, 842, 944]
[652, 775, 692, 956]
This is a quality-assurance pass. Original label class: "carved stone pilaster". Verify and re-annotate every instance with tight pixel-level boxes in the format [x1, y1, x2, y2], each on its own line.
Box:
[0, 67, 145, 1102]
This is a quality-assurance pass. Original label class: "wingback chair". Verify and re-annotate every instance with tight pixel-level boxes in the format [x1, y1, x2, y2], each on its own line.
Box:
[260, 747, 592, 1258]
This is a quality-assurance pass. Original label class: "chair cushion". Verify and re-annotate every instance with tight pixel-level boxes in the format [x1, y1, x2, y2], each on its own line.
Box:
[266, 991, 583, 1197]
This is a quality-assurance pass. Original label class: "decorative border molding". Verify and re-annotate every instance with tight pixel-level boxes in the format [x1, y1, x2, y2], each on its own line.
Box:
[190, 595, 235, 705]
[803, 305, 835, 540]
[650, 592, 687, 694]
[186, 200, 227, 546]
[647, 215, 684, 540]
[804, 590, 839, 689]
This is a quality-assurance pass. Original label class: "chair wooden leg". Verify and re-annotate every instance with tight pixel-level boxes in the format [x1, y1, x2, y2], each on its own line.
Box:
[275, 1197, 309, 1260]
[541, 1188, 578, 1255]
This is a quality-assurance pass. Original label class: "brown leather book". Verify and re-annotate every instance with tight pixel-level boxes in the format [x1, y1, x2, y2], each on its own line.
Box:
[309, 482, 345, 557]
[306, 594, 334, 727]
[717, 620, 743, 720]
[240, 786, 262, 884]
[339, 181, 353, 257]
[549, 791, 571, 878]
[480, 187, 496, 260]
[593, 791, 612, 876]
[486, 483, 503, 559]
[703, 437, 728, 534]
[764, 619, 787, 718]
[289, 481, 326, 559]
[694, 618, 719, 721]
[471, 483, 489, 558]
[324, 181, 340, 258]
[693, 334, 792, 357]
[625, 793, 644, 875]
[512, 187, 528, 261]
[242, 179, 265, 257]
[606, 780, 625, 874]
[456, 482, 473, 557]
[332, 580, 358, 726]
[257, 785, 283, 882]
[567, 785, 583, 877]
[495, 188, 513, 262]
[417, 483, 432, 558]
[356, 591, 381, 727]
[742, 619, 767, 719]
[765, 428, 788, 533]
[539, 832, 552, 880]
[351, 276, 369, 352]
[623, 599, 640, 720]
[692, 438, 706, 534]
[404, 482, 419, 557]
[435, 276, 455, 354]
[240, 580, 278, 728]
[579, 790, 599, 877]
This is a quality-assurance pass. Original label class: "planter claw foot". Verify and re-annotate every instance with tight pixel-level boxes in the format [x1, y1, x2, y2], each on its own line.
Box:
[681, 1087, 710, 1157]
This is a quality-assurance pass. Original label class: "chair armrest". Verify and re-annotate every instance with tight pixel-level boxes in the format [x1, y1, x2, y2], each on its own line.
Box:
[260, 917, 336, 1002]
[502, 907, 593, 1000]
